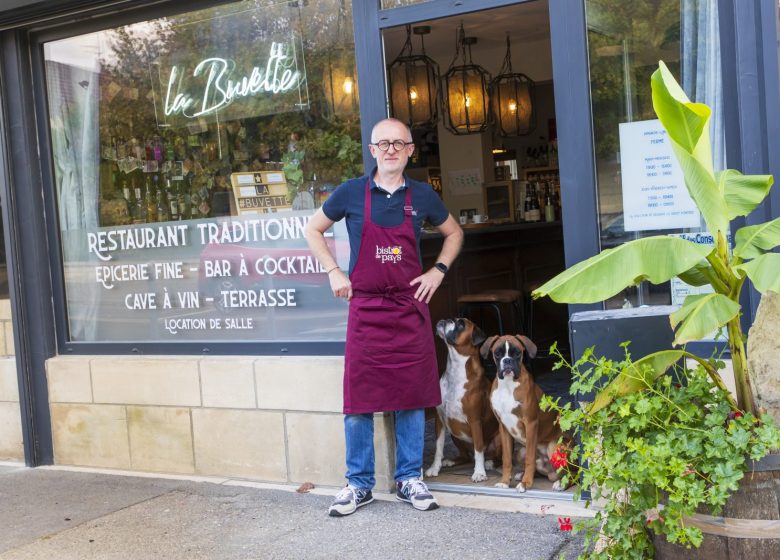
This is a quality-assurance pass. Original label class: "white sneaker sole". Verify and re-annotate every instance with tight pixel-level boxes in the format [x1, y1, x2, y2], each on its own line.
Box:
[395, 494, 439, 511]
[328, 495, 375, 517]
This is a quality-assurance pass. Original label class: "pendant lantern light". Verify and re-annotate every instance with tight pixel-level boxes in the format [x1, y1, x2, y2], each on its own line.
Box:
[387, 25, 440, 129]
[443, 24, 490, 135]
[490, 36, 536, 136]
[323, 0, 359, 121]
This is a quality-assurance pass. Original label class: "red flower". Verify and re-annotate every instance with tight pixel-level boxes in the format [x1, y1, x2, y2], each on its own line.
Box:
[726, 410, 744, 423]
[551, 447, 568, 469]
[558, 517, 573, 531]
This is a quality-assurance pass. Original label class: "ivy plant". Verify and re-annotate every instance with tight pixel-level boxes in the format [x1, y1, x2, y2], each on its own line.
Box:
[541, 344, 780, 560]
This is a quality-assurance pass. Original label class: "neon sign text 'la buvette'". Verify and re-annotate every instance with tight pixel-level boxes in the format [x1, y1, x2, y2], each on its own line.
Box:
[164, 42, 301, 118]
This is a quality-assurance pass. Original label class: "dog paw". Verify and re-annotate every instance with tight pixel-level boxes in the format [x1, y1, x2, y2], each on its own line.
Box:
[471, 471, 488, 483]
[441, 459, 456, 467]
[515, 482, 527, 493]
[484, 460, 495, 471]
[494, 482, 509, 489]
[552, 480, 564, 491]
[424, 466, 440, 478]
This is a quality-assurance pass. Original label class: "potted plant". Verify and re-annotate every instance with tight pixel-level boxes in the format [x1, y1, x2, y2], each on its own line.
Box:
[534, 61, 780, 559]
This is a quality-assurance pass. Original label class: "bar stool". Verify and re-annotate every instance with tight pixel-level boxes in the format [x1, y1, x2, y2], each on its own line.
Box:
[457, 289, 526, 336]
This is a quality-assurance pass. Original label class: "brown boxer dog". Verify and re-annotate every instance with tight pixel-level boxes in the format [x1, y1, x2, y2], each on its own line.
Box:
[481, 334, 569, 492]
[425, 318, 500, 482]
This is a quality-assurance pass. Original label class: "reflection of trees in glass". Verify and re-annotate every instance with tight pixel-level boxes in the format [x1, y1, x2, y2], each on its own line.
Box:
[587, 0, 680, 159]
[96, 0, 362, 219]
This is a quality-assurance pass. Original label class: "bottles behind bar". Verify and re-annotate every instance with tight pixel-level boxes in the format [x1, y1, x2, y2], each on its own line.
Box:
[168, 178, 180, 220]
[133, 173, 146, 223]
[544, 185, 555, 223]
[145, 175, 157, 223]
[156, 176, 170, 222]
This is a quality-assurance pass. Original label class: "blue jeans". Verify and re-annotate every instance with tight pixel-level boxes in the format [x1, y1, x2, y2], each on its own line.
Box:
[344, 409, 425, 490]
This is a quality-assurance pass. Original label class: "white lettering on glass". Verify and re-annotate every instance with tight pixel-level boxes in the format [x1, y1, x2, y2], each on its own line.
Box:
[163, 42, 301, 119]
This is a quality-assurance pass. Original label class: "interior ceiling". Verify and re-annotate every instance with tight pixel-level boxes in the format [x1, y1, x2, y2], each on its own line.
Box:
[382, 0, 551, 63]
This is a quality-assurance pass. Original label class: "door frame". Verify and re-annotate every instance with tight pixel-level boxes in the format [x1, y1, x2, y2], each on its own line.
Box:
[356, 0, 601, 315]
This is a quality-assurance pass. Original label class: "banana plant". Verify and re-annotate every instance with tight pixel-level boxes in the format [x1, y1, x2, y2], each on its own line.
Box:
[533, 61, 777, 416]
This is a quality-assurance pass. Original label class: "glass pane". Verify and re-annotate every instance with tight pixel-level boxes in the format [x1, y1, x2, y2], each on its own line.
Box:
[382, 0, 431, 8]
[43, 0, 361, 343]
[585, 0, 725, 309]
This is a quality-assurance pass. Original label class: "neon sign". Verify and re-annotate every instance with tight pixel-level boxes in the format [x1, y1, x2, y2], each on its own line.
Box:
[164, 42, 301, 118]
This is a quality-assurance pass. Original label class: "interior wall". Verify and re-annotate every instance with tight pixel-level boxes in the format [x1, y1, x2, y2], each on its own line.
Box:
[405, 34, 554, 216]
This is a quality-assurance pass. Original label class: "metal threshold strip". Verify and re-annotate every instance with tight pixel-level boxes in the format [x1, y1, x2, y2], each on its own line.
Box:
[426, 481, 580, 502]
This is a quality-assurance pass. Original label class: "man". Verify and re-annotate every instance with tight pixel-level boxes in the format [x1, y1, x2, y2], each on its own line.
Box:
[305, 118, 463, 517]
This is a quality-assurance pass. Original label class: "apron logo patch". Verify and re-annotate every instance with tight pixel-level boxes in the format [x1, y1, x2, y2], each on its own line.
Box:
[375, 245, 403, 263]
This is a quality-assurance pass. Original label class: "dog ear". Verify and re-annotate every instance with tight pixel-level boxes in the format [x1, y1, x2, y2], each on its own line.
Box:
[471, 325, 487, 347]
[480, 336, 498, 359]
[514, 335, 537, 359]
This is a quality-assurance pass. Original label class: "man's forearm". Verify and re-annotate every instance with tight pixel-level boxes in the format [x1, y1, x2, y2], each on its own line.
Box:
[436, 229, 463, 268]
[305, 230, 339, 272]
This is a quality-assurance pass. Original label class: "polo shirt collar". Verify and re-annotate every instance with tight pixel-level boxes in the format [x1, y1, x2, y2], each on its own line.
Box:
[370, 167, 408, 193]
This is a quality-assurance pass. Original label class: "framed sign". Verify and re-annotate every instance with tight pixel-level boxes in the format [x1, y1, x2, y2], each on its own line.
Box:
[619, 119, 700, 232]
[230, 171, 291, 215]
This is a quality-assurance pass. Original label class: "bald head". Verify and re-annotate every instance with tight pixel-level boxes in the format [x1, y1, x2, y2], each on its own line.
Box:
[371, 118, 412, 143]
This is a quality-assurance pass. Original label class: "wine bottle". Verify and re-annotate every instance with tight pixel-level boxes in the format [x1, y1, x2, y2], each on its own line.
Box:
[133, 173, 145, 223]
[544, 185, 555, 222]
[145, 175, 157, 222]
[156, 184, 170, 222]
[167, 178, 179, 220]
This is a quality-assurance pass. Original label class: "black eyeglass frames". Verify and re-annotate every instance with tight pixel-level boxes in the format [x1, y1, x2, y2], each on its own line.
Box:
[370, 139, 413, 152]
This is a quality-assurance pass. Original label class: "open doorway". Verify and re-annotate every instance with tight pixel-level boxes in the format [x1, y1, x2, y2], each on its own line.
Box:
[382, 0, 575, 498]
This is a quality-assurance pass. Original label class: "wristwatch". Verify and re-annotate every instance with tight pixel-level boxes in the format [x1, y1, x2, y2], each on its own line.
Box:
[433, 262, 448, 275]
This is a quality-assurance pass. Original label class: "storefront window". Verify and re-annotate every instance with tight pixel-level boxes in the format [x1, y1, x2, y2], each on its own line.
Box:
[585, 0, 725, 309]
[43, 0, 361, 343]
[381, 0, 431, 8]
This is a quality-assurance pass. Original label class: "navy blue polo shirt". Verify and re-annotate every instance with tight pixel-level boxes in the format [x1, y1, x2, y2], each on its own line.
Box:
[322, 170, 449, 274]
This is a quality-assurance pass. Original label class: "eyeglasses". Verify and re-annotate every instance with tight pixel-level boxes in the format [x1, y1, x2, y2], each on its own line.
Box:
[370, 139, 413, 152]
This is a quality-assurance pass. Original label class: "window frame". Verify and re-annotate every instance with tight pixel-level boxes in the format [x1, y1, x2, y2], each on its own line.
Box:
[30, 0, 369, 356]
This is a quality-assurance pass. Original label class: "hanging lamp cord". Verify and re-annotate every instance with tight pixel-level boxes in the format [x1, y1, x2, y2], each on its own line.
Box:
[499, 35, 514, 75]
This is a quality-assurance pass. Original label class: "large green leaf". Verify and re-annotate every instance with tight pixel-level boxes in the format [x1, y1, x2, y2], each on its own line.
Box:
[532, 237, 712, 304]
[652, 63, 729, 236]
[651, 61, 710, 153]
[733, 217, 780, 259]
[588, 351, 686, 415]
[670, 293, 740, 345]
[736, 253, 780, 293]
[667, 135, 728, 236]
[677, 261, 716, 287]
[587, 349, 736, 415]
[718, 170, 774, 220]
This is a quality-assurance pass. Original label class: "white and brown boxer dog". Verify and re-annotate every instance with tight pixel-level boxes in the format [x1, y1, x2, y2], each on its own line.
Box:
[481, 334, 569, 492]
[425, 318, 500, 482]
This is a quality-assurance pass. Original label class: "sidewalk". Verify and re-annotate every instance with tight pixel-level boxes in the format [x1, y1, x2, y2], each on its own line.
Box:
[0, 463, 589, 560]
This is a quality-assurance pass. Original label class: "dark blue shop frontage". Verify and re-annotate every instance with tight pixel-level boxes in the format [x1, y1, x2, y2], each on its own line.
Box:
[0, 0, 778, 501]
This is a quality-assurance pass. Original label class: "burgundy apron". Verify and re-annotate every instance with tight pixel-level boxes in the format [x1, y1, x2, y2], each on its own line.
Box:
[343, 180, 441, 414]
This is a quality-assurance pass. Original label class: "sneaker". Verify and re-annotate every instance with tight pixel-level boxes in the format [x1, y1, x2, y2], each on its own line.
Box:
[328, 485, 374, 517]
[396, 478, 439, 511]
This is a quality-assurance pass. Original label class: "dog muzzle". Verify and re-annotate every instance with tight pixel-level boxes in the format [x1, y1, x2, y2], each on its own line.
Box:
[497, 358, 519, 380]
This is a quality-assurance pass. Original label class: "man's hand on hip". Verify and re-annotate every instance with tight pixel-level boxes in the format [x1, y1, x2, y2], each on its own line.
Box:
[410, 268, 444, 304]
[330, 269, 352, 301]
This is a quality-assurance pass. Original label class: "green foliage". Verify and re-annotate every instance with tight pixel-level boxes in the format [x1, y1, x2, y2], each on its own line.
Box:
[542, 344, 780, 560]
[533, 61, 779, 414]
[282, 149, 305, 202]
[301, 127, 362, 183]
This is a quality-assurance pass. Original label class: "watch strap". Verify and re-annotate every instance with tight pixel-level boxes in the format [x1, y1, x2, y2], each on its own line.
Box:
[434, 262, 448, 275]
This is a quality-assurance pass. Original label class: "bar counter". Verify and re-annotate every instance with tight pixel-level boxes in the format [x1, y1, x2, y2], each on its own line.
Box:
[422, 221, 568, 361]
